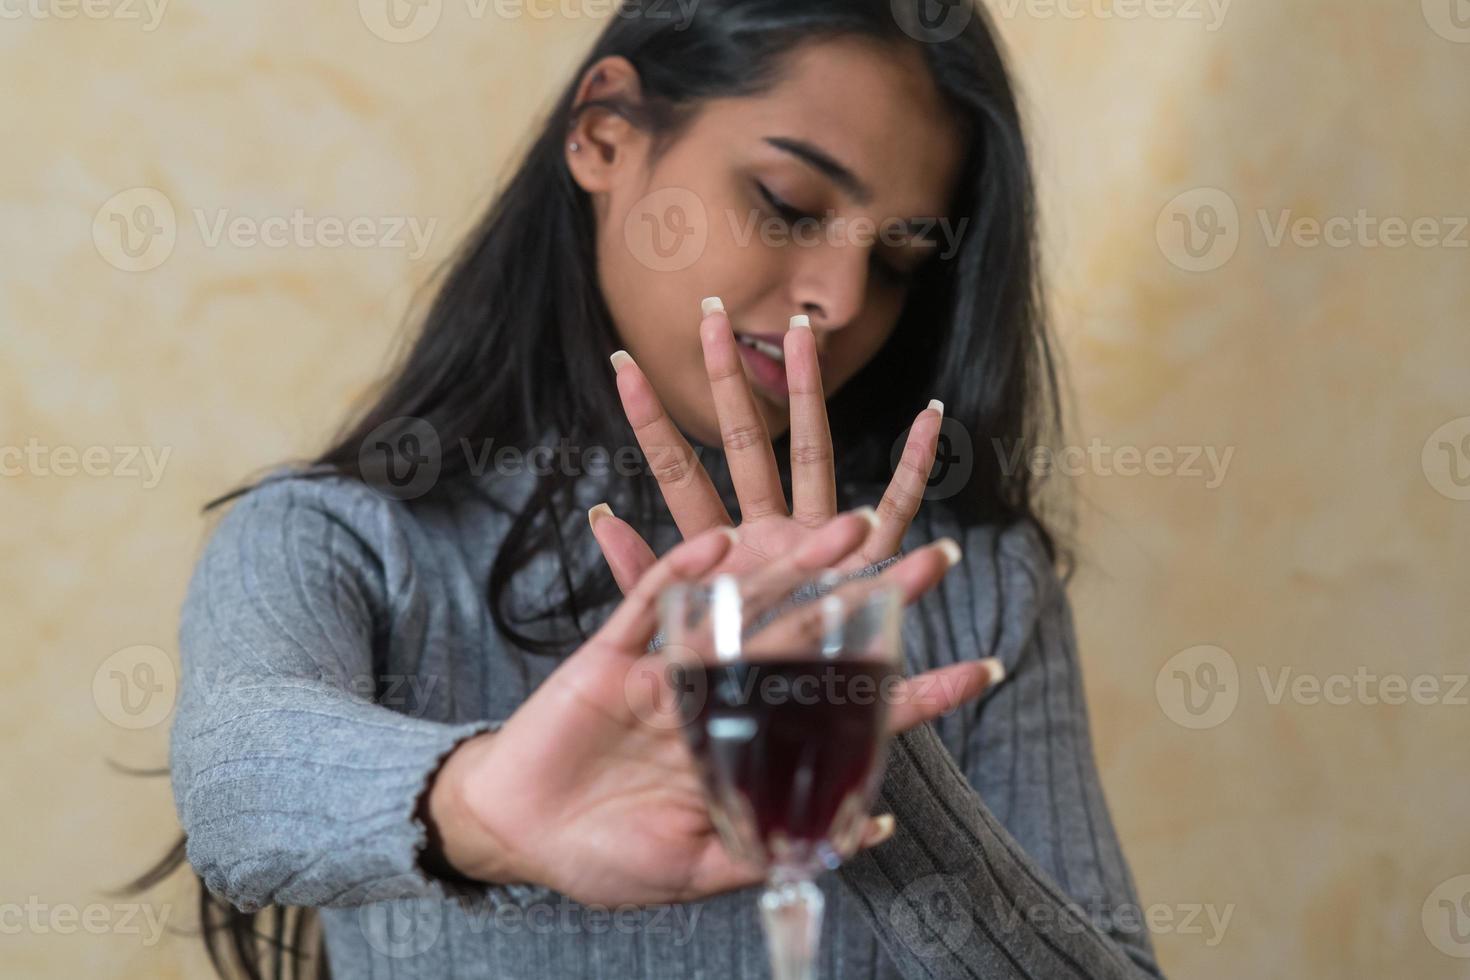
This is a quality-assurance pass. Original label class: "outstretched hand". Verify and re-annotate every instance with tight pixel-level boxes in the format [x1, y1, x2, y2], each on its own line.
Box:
[589, 298, 945, 592]
[426, 514, 1002, 908]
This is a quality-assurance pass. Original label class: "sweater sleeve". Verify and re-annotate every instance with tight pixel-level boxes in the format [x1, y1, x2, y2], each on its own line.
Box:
[837, 520, 1166, 979]
[167, 475, 525, 912]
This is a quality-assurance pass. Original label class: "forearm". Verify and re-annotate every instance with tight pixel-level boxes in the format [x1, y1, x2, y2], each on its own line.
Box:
[840, 722, 1163, 979]
[834, 518, 1164, 978]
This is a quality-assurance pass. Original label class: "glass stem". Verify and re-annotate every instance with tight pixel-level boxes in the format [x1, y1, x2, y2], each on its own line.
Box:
[759, 873, 824, 980]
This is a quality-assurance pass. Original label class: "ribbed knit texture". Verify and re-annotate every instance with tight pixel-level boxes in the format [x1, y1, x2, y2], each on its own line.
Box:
[169, 465, 1164, 979]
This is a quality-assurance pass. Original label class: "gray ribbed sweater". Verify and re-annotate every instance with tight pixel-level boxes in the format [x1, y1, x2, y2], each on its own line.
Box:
[168, 462, 1164, 979]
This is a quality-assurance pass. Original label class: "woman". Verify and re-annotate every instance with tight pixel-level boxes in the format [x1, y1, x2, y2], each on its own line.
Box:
[138, 0, 1166, 977]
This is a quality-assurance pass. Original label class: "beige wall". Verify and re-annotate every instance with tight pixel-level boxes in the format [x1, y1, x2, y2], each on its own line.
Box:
[4, 3, 1466, 977]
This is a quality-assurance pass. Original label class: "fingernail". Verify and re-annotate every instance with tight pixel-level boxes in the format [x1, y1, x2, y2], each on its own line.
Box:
[927, 398, 944, 418]
[936, 537, 962, 567]
[719, 526, 740, 545]
[610, 350, 633, 373]
[789, 314, 811, 330]
[979, 656, 1006, 686]
[588, 502, 614, 530]
[854, 505, 879, 528]
[701, 296, 725, 316]
[866, 814, 896, 846]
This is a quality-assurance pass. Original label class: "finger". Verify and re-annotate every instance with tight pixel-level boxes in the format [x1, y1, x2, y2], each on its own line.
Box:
[680, 840, 766, 901]
[859, 813, 896, 849]
[730, 508, 878, 621]
[700, 298, 787, 521]
[885, 658, 1005, 734]
[594, 526, 738, 651]
[784, 316, 837, 527]
[661, 511, 879, 661]
[870, 537, 962, 606]
[588, 502, 658, 595]
[742, 538, 959, 656]
[865, 401, 945, 563]
[611, 349, 733, 538]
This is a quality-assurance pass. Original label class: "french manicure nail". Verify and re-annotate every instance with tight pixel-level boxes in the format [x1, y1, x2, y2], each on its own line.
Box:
[610, 350, 633, 373]
[854, 505, 879, 528]
[789, 314, 811, 330]
[979, 656, 1006, 686]
[936, 537, 962, 567]
[719, 526, 740, 545]
[588, 502, 614, 529]
[927, 398, 944, 417]
[701, 296, 725, 316]
[867, 813, 896, 845]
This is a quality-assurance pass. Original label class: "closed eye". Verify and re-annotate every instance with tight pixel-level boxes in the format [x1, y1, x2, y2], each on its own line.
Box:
[755, 181, 815, 224]
[757, 180, 919, 288]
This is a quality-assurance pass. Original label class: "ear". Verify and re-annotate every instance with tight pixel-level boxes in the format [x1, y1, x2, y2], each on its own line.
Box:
[565, 56, 650, 195]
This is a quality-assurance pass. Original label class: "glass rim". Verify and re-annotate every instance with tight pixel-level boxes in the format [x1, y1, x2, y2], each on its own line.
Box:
[657, 568, 902, 600]
[657, 569, 904, 665]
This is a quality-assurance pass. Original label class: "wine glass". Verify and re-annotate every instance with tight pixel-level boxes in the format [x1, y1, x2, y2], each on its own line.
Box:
[658, 569, 903, 980]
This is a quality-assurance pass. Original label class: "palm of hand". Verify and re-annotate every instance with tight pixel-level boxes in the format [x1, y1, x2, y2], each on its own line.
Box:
[475, 631, 758, 906]
[709, 514, 873, 578]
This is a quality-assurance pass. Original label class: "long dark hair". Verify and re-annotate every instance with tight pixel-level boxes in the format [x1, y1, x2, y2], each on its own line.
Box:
[119, 0, 1064, 976]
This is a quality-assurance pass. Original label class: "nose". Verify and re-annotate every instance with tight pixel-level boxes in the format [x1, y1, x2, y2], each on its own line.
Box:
[788, 236, 869, 333]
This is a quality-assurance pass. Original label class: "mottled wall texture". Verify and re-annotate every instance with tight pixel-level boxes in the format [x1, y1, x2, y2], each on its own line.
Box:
[3, 2, 1466, 977]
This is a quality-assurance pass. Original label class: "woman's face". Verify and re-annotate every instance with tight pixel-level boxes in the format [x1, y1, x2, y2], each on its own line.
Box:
[567, 37, 964, 447]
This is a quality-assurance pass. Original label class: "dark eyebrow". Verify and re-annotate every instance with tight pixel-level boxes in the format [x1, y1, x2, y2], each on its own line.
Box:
[763, 136, 874, 206]
[763, 136, 946, 244]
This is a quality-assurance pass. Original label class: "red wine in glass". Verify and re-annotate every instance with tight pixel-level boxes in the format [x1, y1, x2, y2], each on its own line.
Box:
[660, 572, 905, 980]
[676, 659, 898, 871]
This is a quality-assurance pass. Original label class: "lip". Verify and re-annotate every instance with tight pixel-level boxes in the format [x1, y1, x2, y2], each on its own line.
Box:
[733, 332, 789, 403]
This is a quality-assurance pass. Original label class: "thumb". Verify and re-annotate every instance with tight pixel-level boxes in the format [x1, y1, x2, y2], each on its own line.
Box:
[588, 502, 658, 594]
[859, 813, 897, 849]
